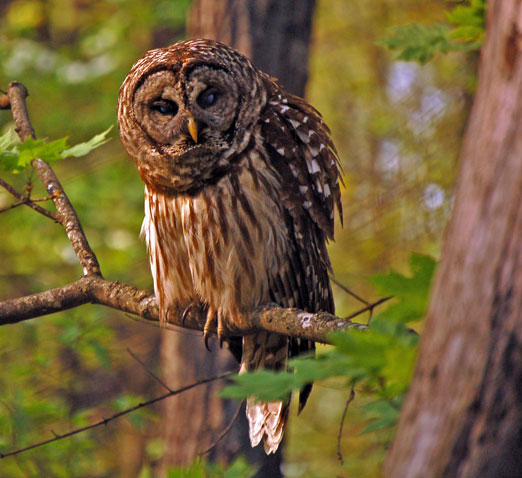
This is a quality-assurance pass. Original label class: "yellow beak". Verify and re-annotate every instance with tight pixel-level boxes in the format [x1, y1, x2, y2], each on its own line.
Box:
[187, 115, 198, 143]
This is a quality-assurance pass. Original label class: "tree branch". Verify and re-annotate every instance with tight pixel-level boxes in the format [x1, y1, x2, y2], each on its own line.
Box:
[0, 273, 377, 343]
[0, 177, 58, 221]
[7, 81, 101, 275]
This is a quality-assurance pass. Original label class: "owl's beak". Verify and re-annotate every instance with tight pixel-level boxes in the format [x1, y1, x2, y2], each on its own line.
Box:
[187, 114, 199, 143]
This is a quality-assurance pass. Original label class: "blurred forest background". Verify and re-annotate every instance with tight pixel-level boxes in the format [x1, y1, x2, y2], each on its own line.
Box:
[0, 1, 477, 477]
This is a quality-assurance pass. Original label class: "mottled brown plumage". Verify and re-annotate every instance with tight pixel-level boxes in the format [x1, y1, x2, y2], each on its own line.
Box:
[117, 39, 342, 454]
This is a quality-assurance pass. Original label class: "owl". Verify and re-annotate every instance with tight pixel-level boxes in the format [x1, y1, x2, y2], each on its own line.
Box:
[117, 39, 342, 454]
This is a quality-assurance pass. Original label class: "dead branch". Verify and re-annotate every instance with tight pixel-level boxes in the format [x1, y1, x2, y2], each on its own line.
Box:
[199, 400, 244, 455]
[337, 387, 356, 465]
[0, 371, 234, 460]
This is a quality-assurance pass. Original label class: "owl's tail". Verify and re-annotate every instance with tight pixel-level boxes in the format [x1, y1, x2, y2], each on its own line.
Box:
[241, 333, 289, 454]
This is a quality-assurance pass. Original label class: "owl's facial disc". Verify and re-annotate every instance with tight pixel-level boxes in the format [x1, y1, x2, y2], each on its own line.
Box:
[133, 66, 239, 155]
[129, 63, 247, 194]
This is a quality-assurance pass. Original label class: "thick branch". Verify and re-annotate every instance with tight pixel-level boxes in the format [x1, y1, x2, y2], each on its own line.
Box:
[0, 274, 374, 343]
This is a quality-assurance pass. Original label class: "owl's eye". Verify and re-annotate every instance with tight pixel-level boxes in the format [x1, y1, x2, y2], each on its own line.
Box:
[197, 88, 220, 108]
[151, 100, 178, 116]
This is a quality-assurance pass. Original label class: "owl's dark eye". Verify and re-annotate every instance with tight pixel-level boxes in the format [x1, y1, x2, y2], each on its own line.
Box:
[151, 100, 178, 116]
[197, 88, 220, 108]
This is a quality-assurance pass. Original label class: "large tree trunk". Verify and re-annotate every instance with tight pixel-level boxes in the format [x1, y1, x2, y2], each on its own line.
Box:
[385, 1, 522, 476]
[160, 2, 316, 476]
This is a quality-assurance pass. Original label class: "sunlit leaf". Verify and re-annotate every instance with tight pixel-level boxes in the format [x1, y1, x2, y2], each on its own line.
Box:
[61, 125, 113, 158]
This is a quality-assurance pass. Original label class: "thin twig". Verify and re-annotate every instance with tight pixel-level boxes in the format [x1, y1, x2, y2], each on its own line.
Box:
[0, 196, 53, 214]
[0, 200, 26, 214]
[330, 276, 369, 305]
[126, 347, 172, 392]
[124, 312, 202, 336]
[0, 371, 235, 460]
[344, 296, 393, 322]
[337, 387, 356, 466]
[0, 178, 58, 221]
[199, 400, 244, 456]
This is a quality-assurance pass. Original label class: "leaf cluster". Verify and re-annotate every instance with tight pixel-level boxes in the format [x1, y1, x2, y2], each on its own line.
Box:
[380, 0, 485, 63]
[0, 126, 112, 173]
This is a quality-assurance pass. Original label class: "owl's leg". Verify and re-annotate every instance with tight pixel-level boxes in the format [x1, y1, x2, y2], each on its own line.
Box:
[203, 307, 232, 349]
[216, 308, 226, 347]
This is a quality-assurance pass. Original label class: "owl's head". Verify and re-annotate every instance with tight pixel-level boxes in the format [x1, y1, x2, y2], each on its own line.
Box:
[118, 39, 267, 195]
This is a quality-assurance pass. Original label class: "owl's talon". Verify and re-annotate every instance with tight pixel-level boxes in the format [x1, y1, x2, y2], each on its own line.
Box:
[181, 305, 192, 326]
[204, 332, 212, 351]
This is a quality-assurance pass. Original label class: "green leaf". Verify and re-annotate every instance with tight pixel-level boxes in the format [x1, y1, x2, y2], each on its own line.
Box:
[167, 461, 206, 478]
[380, 1, 485, 64]
[221, 370, 296, 402]
[371, 253, 436, 324]
[379, 24, 453, 64]
[0, 126, 112, 173]
[61, 125, 113, 158]
[361, 399, 400, 434]
[18, 137, 68, 164]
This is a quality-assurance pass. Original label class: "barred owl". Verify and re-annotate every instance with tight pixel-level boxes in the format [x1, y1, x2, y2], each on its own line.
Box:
[117, 39, 342, 454]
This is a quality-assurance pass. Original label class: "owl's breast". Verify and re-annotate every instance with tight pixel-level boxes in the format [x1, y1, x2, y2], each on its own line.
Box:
[143, 150, 288, 323]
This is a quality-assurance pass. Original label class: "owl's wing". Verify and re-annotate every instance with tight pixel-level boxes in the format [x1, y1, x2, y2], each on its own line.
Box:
[259, 79, 343, 410]
[260, 77, 342, 314]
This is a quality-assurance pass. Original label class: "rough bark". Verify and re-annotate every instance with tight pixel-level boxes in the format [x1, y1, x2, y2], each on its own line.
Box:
[160, 2, 315, 475]
[385, 2, 522, 476]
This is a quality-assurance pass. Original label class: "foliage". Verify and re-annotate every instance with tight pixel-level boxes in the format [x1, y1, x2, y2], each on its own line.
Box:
[167, 457, 257, 478]
[223, 254, 435, 439]
[0, 126, 112, 173]
[380, 0, 485, 63]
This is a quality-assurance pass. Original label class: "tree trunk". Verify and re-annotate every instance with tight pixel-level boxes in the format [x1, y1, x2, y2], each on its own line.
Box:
[385, 2, 522, 477]
[189, 0, 315, 96]
[160, 2, 316, 476]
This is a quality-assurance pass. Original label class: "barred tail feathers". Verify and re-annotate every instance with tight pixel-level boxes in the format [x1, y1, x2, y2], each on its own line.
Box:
[241, 332, 289, 454]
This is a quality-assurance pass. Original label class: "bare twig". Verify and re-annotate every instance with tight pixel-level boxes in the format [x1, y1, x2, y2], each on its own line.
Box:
[126, 347, 172, 392]
[0, 371, 234, 460]
[7, 81, 101, 275]
[124, 312, 202, 336]
[0, 178, 58, 221]
[344, 296, 393, 321]
[330, 276, 369, 305]
[199, 400, 244, 455]
[337, 387, 356, 466]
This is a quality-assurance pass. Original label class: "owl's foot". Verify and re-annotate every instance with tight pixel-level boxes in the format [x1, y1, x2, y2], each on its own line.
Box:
[203, 308, 227, 350]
